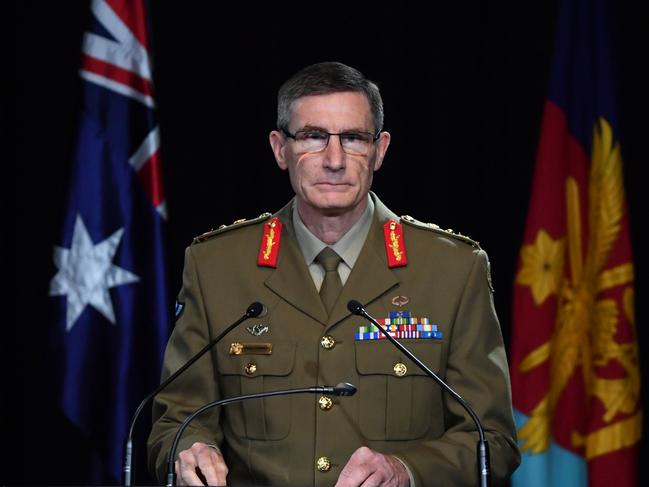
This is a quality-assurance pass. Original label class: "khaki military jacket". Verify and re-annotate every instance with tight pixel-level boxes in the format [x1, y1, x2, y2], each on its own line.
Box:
[148, 193, 520, 486]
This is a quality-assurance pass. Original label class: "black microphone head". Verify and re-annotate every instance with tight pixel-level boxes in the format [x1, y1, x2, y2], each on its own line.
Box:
[247, 302, 267, 318]
[347, 300, 364, 315]
[332, 382, 357, 396]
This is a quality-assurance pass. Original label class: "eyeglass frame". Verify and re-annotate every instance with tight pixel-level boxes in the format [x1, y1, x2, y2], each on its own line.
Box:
[280, 127, 381, 155]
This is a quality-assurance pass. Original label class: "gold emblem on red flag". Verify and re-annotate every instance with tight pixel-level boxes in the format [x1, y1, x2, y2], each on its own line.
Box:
[515, 118, 641, 459]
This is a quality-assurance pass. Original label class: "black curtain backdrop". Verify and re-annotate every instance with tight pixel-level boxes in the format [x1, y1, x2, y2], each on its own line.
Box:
[5, 1, 648, 485]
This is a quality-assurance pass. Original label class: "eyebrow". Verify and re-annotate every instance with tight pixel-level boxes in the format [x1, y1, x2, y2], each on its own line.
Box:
[298, 124, 373, 133]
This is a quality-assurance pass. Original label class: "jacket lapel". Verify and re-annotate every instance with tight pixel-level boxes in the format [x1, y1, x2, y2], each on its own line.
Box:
[264, 201, 329, 325]
[264, 194, 402, 328]
[326, 194, 401, 328]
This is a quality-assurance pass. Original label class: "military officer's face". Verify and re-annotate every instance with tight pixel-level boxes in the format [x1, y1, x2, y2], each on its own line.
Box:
[270, 91, 390, 217]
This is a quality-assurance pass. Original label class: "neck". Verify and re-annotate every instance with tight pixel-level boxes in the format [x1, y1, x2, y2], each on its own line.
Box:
[297, 197, 368, 245]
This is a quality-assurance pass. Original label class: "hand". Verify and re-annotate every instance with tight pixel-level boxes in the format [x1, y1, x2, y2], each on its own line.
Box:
[335, 446, 410, 487]
[175, 442, 229, 486]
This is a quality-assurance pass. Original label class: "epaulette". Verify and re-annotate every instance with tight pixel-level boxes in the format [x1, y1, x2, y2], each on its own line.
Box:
[192, 212, 273, 245]
[400, 215, 481, 249]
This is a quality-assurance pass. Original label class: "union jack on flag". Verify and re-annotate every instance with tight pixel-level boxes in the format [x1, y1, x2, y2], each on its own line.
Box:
[49, 0, 170, 482]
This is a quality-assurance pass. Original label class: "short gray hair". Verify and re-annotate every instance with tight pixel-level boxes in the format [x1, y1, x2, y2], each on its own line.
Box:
[277, 62, 384, 133]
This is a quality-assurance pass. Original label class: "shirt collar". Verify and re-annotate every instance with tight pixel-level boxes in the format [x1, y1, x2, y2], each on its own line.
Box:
[292, 195, 375, 268]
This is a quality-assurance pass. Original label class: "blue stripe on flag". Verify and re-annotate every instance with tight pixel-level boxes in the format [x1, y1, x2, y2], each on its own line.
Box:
[512, 409, 587, 487]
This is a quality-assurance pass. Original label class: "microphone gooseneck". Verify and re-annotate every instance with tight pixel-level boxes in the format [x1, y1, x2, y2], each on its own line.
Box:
[347, 299, 490, 487]
[166, 383, 357, 487]
[123, 302, 265, 486]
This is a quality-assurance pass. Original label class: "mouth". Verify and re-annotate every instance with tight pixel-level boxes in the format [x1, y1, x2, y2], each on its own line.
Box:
[315, 182, 351, 187]
[314, 182, 352, 192]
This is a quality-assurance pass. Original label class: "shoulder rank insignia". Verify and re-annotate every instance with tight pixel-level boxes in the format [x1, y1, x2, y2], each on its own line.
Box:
[257, 217, 283, 267]
[400, 215, 480, 249]
[383, 219, 408, 268]
[192, 213, 272, 245]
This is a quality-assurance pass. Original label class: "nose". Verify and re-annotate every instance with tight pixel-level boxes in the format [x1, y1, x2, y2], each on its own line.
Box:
[322, 134, 346, 171]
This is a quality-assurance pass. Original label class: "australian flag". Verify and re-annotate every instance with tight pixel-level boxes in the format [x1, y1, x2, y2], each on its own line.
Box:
[49, 0, 170, 482]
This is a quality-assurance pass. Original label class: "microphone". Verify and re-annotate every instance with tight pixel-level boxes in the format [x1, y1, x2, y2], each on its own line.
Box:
[347, 300, 490, 487]
[123, 302, 267, 486]
[166, 383, 357, 487]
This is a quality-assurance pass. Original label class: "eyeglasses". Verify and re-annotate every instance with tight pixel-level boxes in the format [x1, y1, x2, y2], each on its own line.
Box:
[281, 128, 380, 156]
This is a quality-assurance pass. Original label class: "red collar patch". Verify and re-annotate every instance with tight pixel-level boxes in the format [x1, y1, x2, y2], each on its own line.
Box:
[383, 219, 407, 268]
[257, 217, 283, 267]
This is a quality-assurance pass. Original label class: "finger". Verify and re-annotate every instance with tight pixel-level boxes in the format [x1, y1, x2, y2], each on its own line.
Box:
[336, 447, 408, 487]
[198, 451, 229, 486]
[358, 471, 383, 487]
[176, 450, 206, 486]
[176, 460, 206, 486]
[359, 456, 409, 487]
[336, 468, 371, 487]
[191, 444, 228, 486]
[335, 456, 371, 487]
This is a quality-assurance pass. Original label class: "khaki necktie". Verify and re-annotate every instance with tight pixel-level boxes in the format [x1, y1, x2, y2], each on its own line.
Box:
[315, 247, 343, 314]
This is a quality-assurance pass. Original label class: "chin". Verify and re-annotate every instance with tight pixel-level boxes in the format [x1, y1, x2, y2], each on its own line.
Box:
[312, 194, 360, 214]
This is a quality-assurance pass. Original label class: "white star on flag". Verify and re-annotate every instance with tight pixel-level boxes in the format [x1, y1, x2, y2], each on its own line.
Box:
[50, 214, 140, 331]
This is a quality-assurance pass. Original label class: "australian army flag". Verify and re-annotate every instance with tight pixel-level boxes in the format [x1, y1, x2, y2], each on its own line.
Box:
[510, 0, 642, 486]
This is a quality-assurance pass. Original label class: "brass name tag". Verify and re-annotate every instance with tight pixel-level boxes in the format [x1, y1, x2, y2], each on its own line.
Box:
[229, 342, 273, 355]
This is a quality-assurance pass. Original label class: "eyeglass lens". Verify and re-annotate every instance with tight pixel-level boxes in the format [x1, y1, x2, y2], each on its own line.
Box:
[294, 130, 374, 155]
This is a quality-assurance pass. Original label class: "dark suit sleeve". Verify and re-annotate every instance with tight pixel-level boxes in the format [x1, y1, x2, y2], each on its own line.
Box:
[147, 246, 224, 482]
[393, 249, 520, 486]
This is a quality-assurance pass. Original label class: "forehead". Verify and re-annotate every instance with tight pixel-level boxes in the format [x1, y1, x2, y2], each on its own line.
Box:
[289, 91, 373, 131]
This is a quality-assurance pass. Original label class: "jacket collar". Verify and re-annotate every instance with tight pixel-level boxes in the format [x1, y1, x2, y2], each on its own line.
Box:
[264, 192, 400, 327]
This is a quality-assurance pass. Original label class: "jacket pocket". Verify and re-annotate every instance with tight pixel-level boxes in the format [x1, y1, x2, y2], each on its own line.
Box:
[217, 341, 295, 440]
[355, 339, 442, 440]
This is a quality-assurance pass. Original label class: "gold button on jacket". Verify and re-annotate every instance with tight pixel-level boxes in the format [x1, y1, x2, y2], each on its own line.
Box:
[318, 396, 333, 411]
[320, 335, 336, 350]
[148, 193, 520, 486]
[316, 456, 331, 472]
[393, 362, 408, 377]
[244, 362, 257, 375]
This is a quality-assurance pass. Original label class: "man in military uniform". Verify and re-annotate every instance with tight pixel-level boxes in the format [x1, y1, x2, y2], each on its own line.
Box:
[148, 62, 520, 486]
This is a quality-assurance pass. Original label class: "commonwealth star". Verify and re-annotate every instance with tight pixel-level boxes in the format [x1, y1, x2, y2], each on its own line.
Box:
[50, 214, 140, 331]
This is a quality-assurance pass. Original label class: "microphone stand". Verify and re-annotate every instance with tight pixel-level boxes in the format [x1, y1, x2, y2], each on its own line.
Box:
[347, 300, 490, 487]
[123, 302, 266, 486]
[166, 383, 357, 487]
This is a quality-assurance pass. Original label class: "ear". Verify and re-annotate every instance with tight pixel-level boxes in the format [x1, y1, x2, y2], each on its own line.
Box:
[372, 131, 391, 171]
[269, 130, 289, 170]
